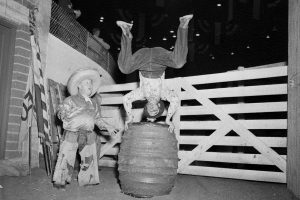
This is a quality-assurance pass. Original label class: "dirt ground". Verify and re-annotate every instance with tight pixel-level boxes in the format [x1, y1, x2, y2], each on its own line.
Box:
[0, 167, 298, 200]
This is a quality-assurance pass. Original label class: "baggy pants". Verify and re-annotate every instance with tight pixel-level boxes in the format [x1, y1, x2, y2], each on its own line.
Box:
[52, 130, 99, 186]
[117, 27, 188, 77]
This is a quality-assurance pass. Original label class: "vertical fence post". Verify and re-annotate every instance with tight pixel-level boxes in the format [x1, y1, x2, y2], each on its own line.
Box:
[288, 0, 300, 198]
[172, 78, 181, 148]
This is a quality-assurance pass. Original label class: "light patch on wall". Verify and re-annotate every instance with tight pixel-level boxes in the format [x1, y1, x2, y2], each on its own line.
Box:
[46, 34, 115, 86]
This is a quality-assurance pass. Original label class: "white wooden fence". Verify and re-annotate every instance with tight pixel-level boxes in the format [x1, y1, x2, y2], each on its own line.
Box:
[97, 64, 287, 183]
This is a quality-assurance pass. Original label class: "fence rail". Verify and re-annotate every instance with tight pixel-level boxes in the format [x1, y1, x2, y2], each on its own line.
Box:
[98, 64, 288, 183]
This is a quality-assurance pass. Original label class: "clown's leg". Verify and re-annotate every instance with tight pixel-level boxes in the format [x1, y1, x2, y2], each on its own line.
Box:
[116, 21, 133, 38]
[170, 16, 193, 68]
[179, 14, 193, 29]
[78, 142, 99, 186]
[52, 140, 78, 186]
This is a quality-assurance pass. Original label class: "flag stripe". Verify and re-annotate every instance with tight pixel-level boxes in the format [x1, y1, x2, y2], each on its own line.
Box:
[29, 8, 52, 175]
[29, 9, 52, 149]
[18, 67, 34, 152]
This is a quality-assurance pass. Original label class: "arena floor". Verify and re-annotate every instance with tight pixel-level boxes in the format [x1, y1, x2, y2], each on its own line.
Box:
[0, 167, 298, 200]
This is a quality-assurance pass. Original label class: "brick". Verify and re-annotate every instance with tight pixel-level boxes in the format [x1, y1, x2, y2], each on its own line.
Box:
[14, 54, 30, 66]
[13, 0, 23, 5]
[6, 141, 19, 151]
[23, 0, 35, 9]
[19, 24, 29, 33]
[9, 115, 21, 125]
[14, 63, 30, 74]
[5, 2, 28, 24]
[11, 80, 27, 91]
[15, 38, 31, 50]
[10, 97, 24, 107]
[6, 133, 19, 141]
[12, 71, 28, 82]
[11, 88, 25, 99]
[15, 46, 31, 58]
[5, 150, 22, 159]
[28, 0, 37, 4]
[16, 29, 30, 40]
[8, 124, 20, 132]
[9, 106, 23, 115]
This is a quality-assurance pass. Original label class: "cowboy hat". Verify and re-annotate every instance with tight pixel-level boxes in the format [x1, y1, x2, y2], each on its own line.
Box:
[67, 68, 101, 96]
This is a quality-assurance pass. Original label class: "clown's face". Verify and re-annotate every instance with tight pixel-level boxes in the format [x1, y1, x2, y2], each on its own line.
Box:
[78, 79, 93, 97]
[146, 99, 160, 117]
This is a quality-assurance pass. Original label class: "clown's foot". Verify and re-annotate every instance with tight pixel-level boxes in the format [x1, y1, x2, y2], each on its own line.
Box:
[179, 14, 193, 29]
[116, 21, 133, 38]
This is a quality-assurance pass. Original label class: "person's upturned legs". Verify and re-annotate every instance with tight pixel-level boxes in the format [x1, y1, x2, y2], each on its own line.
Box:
[116, 21, 139, 74]
[171, 14, 193, 68]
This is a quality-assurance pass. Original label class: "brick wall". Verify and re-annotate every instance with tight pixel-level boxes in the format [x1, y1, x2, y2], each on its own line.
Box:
[13, 0, 36, 10]
[4, 0, 37, 159]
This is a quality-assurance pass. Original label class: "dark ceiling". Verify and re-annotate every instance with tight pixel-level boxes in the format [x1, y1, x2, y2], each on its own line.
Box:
[70, 0, 287, 82]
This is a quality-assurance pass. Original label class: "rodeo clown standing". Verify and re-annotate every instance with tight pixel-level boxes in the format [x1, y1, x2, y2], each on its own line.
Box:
[116, 14, 193, 132]
[52, 69, 119, 188]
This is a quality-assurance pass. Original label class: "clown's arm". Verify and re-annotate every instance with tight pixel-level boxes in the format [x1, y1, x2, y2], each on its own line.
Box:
[123, 87, 145, 130]
[94, 100, 119, 136]
[161, 88, 180, 132]
[57, 97, 74, 121]
[57, 97, 85, 130]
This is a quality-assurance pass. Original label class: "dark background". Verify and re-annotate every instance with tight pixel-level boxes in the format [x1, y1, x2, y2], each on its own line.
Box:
[67, 0, 287, 82]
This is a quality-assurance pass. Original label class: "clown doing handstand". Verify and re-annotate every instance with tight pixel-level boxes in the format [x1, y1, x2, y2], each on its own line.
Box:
[117, 14, 193, 132]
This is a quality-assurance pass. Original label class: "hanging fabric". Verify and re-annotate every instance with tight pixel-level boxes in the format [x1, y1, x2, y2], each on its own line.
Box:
[29, 8, 53, 176]
[18, 66, 34, 174]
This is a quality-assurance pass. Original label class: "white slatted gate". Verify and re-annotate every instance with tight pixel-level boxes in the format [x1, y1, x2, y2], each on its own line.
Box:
[98, 65, 287, 183]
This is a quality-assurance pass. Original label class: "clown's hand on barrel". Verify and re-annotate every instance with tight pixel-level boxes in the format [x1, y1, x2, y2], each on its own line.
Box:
[124, 115, 134, 131]
[165, 120, 175, 133]
[106, 125, 119, 136]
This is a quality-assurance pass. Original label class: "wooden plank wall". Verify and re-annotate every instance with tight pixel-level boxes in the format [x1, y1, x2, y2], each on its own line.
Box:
[98, 65, 288, 183]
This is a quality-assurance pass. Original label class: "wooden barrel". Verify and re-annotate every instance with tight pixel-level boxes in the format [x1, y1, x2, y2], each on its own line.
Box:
[118, 122, 178, 198]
